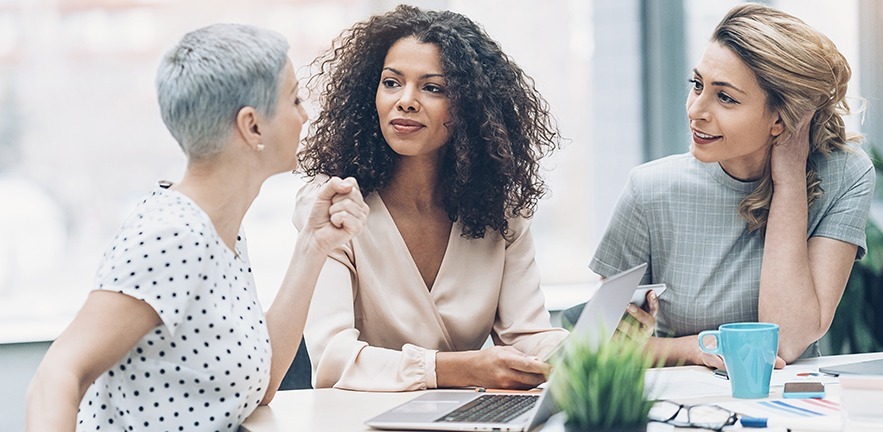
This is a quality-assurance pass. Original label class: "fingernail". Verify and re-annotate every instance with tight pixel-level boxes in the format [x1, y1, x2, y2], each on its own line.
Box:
[627, 304, 637, 313]
[649, 292, 657, 301]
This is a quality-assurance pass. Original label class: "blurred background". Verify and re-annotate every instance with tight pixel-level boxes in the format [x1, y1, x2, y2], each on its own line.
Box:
[0, 0, 881, 428]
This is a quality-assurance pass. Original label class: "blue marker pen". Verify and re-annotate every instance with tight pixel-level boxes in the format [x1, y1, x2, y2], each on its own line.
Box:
[740, 417, 842, 431]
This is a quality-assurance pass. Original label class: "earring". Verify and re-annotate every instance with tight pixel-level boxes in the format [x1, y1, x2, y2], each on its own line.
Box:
[256, 143, 265, 152]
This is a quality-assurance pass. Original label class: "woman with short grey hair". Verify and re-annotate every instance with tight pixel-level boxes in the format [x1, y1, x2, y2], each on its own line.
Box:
[26, 23, 369, 431]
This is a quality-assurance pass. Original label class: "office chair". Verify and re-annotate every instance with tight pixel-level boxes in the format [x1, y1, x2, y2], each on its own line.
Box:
[278, 338, 313, 390]
[560, 303, 583, 332]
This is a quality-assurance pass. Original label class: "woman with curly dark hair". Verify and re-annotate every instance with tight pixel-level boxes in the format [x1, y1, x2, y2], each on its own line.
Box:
[292, 5, 569, 391]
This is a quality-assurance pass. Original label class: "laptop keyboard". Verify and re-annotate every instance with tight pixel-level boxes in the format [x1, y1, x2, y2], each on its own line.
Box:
[435, 394, 539, 424]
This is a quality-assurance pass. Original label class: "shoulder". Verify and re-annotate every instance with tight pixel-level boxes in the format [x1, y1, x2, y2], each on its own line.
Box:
[103, 188, 213, 266]
[624, 153, 704, 196]
[824, 145, 873, 171]
[628, 153, 697, 182]
[507, 216, 530, 236]
[816, 145, 875, 186]
[119, 187, 210, 240]
[501, 216, 533, 247]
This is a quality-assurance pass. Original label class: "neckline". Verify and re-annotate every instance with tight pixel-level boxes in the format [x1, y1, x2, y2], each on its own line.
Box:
[371, 192, 455, 292]
[154, 182, 244, 261]
[699, 160, 762, 193]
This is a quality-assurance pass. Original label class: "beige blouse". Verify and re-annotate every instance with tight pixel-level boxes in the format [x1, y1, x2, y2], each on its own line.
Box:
[293, 179, 568, 391]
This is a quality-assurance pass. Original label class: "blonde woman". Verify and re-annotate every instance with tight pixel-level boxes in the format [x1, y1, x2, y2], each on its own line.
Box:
[575, 3, 874, 368]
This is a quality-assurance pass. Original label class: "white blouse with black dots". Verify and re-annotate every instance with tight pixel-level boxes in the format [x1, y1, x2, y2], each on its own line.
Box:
[77, 183, 271, 432]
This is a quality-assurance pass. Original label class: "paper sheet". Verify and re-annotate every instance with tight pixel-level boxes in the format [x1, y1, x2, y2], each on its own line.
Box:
[770, 365, 840, 387]
[645, 368, 732, 400]
[716, 398, 840, 418]
[717, 399, 843, 431]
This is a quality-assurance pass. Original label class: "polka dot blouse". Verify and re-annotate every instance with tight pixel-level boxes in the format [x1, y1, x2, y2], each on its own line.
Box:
[77, 183, 271, 432]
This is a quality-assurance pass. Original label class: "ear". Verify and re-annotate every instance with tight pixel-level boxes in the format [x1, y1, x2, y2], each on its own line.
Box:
[770, 113, 786, 138]
[235, 106, 263, 150]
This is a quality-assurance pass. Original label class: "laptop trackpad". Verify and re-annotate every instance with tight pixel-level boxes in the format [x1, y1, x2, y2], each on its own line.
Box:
[394, 400, 461, 414]
[373, 392, 477, 422]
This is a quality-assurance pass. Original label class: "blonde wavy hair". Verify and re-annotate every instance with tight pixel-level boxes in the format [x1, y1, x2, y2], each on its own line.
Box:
[712, 3, 862, 233]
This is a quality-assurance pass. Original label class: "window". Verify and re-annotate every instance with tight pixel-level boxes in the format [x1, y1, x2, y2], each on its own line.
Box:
[0, 0, 605, 335]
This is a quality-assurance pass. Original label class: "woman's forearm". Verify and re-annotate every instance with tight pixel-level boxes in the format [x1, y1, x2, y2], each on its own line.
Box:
[262, 234, 327, 404]
[26, 367, 82, 432]
[759, 182, 818, 361]
[647, 335, 706, 367]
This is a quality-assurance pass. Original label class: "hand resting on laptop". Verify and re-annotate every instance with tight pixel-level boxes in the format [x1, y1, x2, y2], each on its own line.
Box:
[436, 346, 551, 390]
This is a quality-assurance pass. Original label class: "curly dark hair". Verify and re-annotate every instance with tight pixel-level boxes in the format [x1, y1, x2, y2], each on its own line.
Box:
[299, 4, 561, 239]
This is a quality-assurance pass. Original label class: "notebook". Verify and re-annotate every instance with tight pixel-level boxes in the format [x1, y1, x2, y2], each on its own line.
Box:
[364, 263, 649, 431]
[819, 358, 883, 376]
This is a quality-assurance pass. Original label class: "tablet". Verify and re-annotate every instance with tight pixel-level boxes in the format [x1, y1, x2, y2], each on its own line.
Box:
[542, 263, 648, 362]
[630, 284, 666, 308]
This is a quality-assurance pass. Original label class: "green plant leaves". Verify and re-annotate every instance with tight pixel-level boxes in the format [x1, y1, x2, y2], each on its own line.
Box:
[550, 334, 655, 429]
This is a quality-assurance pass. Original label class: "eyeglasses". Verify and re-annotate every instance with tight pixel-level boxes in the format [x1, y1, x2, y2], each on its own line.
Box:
[648, 400, 738, 431]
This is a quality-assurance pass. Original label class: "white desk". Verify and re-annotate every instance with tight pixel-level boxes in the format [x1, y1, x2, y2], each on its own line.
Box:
[240, 352, 883, 432]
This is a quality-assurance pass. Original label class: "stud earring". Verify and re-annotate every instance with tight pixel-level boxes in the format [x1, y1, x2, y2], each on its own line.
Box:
[256, 144, 265, 152]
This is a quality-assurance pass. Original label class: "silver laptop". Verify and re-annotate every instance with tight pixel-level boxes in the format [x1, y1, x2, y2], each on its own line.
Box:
[365, 263, 649, 431]
[819, 358, 883, 376]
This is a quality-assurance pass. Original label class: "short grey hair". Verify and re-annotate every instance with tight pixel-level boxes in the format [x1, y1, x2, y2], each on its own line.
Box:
[156, 23, 290, 159]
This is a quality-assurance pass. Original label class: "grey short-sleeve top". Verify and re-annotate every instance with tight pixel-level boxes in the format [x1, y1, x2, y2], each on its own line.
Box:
[590, 148, 874, 339]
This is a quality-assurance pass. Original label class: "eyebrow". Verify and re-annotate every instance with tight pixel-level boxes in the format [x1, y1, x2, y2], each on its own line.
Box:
[693, 69, 747, 95]
[382, 67, 445, 80]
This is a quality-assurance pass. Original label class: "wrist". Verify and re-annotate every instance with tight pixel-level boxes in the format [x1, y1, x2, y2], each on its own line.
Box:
[646, 336, 684, 367]
[771, 174, 807, 191]
[436, 351, 474, 388]
[295, 229, 332, 257]
[662, 336, 703, 367]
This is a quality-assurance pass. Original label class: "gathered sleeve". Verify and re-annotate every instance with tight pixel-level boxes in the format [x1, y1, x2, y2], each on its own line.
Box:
[293, 180, 438, 391]
[492, 218, 569, 360]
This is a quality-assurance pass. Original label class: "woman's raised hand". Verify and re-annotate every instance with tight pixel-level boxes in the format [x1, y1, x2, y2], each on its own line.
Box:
[770, 113, 813, 187]
[304, 176, 370, 255]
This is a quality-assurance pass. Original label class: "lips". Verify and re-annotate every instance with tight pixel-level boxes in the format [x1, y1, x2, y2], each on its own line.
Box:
[692, 129, 722, 145]
[390, 118, 425, 134]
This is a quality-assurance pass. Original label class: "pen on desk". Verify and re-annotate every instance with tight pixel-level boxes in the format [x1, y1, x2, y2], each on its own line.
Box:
[473, 387, 542, 394]
[740, 416, 842, 431]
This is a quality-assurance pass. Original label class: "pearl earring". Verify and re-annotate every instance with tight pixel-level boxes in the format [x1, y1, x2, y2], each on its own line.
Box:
[256, 144, 265, 152]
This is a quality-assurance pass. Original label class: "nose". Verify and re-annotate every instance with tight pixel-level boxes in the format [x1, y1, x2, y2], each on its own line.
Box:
[686, 91, 708, 122]
[396, 84, 419, 112]
[296, 103, 308, 124]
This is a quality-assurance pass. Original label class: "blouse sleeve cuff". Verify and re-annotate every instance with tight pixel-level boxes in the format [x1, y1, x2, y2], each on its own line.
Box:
[402, 343, 439, 389]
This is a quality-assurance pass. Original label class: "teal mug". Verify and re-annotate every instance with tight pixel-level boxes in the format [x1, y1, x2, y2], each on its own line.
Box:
[698, 322, 779, 398]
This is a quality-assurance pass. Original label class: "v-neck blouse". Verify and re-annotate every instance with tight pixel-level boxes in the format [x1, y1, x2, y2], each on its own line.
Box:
[293, 178, 568, 391]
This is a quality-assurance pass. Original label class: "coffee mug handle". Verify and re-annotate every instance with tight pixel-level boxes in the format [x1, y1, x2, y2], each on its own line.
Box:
[697, 330, 722, 355]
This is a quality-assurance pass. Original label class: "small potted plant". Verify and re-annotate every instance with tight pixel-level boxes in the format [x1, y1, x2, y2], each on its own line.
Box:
[550, 333, 655, 432]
